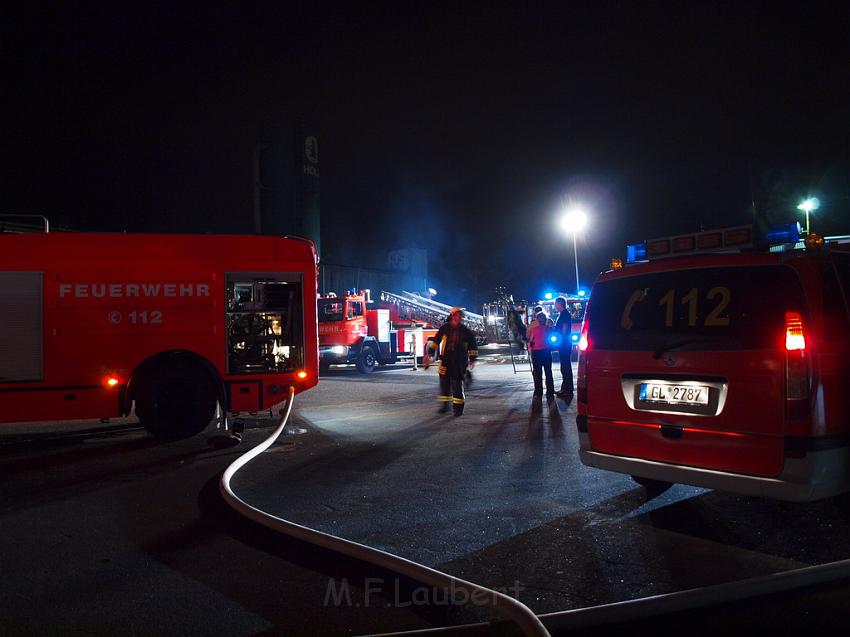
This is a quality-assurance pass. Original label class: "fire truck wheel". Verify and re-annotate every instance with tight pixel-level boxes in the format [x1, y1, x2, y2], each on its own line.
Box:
[135, 362, 218, 440]
[356, 346, 377, 373]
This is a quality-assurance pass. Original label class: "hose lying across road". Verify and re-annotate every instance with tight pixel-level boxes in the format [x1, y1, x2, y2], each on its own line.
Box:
[219, 387, 551, 637]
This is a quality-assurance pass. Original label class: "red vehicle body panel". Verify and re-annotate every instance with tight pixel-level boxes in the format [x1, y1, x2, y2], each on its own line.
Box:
[585, 349, 786, 477]
[318, 314, 369, 347]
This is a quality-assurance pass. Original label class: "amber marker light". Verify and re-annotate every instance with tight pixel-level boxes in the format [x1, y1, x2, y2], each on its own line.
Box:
[805, 232, 824, 250]
[105, 376, 120, 387]
[296, 370, 308, 379]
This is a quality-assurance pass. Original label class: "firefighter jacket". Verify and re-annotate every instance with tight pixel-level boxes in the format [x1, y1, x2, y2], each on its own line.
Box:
[428, 323, 478, 370]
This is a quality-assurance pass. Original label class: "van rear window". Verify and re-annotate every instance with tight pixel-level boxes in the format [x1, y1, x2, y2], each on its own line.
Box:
[588, 265, 807, 351]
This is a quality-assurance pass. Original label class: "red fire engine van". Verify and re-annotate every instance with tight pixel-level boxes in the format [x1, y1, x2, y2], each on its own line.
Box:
[577, 226, 850, 501]
[0, 232, 319, 439]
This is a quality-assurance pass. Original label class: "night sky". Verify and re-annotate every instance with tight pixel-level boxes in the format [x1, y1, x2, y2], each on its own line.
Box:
[3, 3, 848, 307]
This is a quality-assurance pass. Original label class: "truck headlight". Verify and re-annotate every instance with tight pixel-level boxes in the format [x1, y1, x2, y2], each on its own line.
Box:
[331, 345, 346, 354]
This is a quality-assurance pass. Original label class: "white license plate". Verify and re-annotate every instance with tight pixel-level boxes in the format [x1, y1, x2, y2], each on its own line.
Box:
[640, 383, 709, 406]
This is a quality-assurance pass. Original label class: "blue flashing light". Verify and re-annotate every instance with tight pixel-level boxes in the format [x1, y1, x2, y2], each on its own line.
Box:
[577, 289, 586, 297]
[571, 334, 579, 342]
[544, 292, 553, 300]
[767, 222, 802, 246]
[627, 242, 647, 263]
[549, 333, 563, 347]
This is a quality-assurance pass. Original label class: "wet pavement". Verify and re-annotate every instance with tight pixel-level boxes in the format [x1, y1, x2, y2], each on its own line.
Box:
[4, 358, 850, 635]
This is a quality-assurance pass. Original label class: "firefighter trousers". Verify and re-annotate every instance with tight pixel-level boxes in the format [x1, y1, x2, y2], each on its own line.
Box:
[438, 365, 466, 415]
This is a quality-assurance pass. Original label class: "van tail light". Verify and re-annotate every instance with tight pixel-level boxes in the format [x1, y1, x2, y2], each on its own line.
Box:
[577, 318, 589, 404]
[785, 311, 810, 417]
[578, 319, 589, 352]
[785, 312, 805, 351]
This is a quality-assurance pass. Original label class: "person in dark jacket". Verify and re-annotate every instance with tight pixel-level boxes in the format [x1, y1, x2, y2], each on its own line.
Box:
[424, 307, 478, 416]
[553, 296, 574, 401]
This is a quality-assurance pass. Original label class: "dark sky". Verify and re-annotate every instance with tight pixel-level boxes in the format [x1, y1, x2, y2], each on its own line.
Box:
[2, 2, 848, 306]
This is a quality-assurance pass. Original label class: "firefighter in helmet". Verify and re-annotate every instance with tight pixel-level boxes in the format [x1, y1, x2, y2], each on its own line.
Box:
[424, 307, 478, 416]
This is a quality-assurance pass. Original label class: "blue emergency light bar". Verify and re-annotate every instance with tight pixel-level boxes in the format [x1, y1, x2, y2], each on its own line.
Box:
[626, 242, 647, 263]
[626, 225, 753, 263]
[767, 222, 802, 246]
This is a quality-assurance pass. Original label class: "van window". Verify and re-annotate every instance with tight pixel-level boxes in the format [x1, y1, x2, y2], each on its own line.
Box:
[831, 253, 850, 303]
[588, 265, 807, 351]
[822, 264, 850, 342]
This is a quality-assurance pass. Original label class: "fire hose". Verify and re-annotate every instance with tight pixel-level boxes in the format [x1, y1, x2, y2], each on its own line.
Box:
[219, 387, 550, 637]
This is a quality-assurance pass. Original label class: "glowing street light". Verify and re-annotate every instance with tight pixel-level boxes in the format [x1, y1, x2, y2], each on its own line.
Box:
[797, 197, 820, 235]
[560, 207, 588, 294]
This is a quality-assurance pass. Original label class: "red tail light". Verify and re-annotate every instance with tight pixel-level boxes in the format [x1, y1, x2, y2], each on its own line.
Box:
[578, 319, 589, 352]
[577, 318, 589, 403]
[785, 312, 806, 351]
[785, 311, 810, 417]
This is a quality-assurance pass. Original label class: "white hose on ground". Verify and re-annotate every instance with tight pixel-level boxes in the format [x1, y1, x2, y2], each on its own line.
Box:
[374, 534, 850, 636]
[219, 387, 550, 637]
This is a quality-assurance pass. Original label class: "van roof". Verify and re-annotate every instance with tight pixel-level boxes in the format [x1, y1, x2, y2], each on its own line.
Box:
[599, 248, 839, 283]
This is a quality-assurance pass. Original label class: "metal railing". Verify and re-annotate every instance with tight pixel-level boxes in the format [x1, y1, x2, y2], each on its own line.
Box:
[0, 214, 51, 233]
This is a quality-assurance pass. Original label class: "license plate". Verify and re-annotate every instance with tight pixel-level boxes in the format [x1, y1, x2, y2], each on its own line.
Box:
[639, 383, 709, 406]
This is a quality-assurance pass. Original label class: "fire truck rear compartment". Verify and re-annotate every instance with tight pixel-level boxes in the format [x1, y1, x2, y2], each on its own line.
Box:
[225, 274, 304, 375]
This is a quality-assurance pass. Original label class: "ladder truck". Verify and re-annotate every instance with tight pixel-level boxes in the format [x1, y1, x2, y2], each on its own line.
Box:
[317, 290, 485, 373]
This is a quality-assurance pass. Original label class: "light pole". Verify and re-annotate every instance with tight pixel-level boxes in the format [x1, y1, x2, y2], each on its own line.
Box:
[560, 207, 588, 294]
[797, 197, 820, 235]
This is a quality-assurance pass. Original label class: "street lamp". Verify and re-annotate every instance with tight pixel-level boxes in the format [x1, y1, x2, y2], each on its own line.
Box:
[797, 197, 820, 235]
[560, 207, 588, 294]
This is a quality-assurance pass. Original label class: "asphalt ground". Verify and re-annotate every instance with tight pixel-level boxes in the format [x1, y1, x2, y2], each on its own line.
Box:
[4, 355, 850, 635]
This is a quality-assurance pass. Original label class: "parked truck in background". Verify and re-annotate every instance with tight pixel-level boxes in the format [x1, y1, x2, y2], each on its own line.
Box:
[317, 290, 486, 373]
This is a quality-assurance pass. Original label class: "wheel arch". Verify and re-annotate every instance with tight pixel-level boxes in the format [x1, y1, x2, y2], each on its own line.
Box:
[123, 350, 225, 415]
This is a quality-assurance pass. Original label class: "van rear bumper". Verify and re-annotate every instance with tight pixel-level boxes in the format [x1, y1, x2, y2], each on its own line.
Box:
[578, 431, 850, 502]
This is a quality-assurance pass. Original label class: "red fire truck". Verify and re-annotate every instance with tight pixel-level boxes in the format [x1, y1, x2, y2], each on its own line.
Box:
[0, 231, 319, 439]
[317, 290, 439, 372]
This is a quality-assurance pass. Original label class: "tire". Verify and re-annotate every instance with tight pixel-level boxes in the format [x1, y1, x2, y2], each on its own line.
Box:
[135, 360, 218, 440]
[356, 345, 377, 373]
[631, 475, 673, 491]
